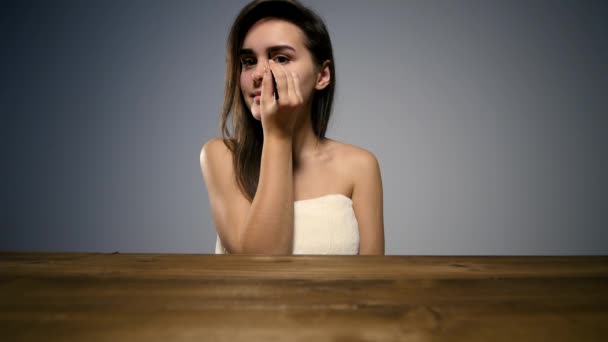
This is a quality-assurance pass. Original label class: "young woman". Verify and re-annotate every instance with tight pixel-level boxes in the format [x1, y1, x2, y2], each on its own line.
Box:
[200, 0, 384, 255]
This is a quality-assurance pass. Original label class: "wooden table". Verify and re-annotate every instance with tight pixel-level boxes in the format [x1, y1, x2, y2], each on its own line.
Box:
[1, 252, 607, 341]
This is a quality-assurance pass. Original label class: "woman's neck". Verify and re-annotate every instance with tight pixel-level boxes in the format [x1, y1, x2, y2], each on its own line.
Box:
[291, 109, 322, 167]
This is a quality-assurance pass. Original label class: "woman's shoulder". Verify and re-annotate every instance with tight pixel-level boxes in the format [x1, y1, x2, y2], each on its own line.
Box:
[324, 138, 379, 168]
[200, 137, 234, 171]
[201, 137, 234, 157]
[323, 138, 381, 201]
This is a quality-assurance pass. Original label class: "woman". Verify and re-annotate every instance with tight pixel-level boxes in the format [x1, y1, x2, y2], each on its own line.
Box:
[200, 0, 384, 255]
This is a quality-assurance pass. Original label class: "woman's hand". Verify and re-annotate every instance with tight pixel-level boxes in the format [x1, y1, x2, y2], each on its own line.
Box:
[259, 60, 304, 138]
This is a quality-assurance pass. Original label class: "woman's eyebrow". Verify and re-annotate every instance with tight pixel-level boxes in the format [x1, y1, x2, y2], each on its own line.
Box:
[239, 45, 296, 55]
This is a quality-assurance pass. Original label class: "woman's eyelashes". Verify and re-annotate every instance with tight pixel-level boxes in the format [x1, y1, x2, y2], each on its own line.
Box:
[240, 55, 291, 68]
[240, 57, 256, 68]
[272, 55, 290, 64]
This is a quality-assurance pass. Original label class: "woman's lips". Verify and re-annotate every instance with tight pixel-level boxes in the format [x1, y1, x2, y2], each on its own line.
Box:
[252, 90, 261, 103]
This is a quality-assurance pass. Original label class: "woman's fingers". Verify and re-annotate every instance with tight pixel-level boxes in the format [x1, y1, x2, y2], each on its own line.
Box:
[284, 67, 296, 103]
[291, 72, 303, 103]
[258, 61, 302, 135]
[261, 61, 274, 105]
[269, 61, 304, 106]
[261, 61, 302, 120]
[268, 60, 290, 103]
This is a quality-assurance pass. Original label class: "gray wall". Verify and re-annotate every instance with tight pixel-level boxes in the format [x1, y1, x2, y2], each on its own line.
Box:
[2, 0, 607, 255]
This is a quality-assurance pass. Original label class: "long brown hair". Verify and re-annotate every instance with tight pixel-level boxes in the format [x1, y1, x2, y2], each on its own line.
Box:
[220, 0, 336, 201]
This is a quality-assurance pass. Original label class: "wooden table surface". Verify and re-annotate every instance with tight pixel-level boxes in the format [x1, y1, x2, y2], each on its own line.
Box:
[1, 252, 607, 341]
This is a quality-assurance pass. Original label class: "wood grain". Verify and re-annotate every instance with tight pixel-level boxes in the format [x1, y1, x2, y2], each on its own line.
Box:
[1, 252, 607, 341]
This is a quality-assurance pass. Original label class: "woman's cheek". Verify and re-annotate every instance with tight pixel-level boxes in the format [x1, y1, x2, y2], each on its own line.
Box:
[298, 74, 315, 101]
[239, 74, 248, 93]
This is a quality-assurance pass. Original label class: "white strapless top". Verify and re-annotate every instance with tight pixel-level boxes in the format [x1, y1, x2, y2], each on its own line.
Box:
[214, 194, 360, 255]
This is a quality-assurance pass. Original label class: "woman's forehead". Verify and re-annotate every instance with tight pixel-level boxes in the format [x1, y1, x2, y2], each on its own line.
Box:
[241, 18, 306, 51]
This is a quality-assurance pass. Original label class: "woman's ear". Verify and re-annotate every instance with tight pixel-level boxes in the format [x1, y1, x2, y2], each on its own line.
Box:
[314, 60, 331, 90]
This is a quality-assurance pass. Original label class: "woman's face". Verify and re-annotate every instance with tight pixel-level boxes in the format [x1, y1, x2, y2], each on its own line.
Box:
[239, 18, 322, 121]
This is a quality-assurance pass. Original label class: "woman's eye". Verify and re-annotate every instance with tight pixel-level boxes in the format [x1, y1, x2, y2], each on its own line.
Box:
[241, 58, 256, 68]
[273, 55, 290, 64]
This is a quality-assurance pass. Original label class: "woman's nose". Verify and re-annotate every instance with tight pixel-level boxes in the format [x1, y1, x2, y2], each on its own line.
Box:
[251, 63, 264, 82]
[251, 62, 265, 82]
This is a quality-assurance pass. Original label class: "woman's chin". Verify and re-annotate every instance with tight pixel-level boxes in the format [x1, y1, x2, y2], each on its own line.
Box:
[250, 104, 261, 121]
[251, 110, 261, 121]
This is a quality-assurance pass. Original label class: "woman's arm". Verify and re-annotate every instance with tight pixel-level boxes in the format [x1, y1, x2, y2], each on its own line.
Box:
[351, 150, 385, 255]
[200, 136, 293, 255]
[201, 61, 302, 255]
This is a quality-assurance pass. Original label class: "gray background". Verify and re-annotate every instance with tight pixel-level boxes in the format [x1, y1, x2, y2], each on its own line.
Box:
[2, 0, 607, 255]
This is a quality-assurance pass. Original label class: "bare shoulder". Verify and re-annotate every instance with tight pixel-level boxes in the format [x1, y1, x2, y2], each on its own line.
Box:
[325, 138, 380, 171]
[200, 137, 237, 193]
[200, 137, 233, 172]
[200, 137, 231, 162]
